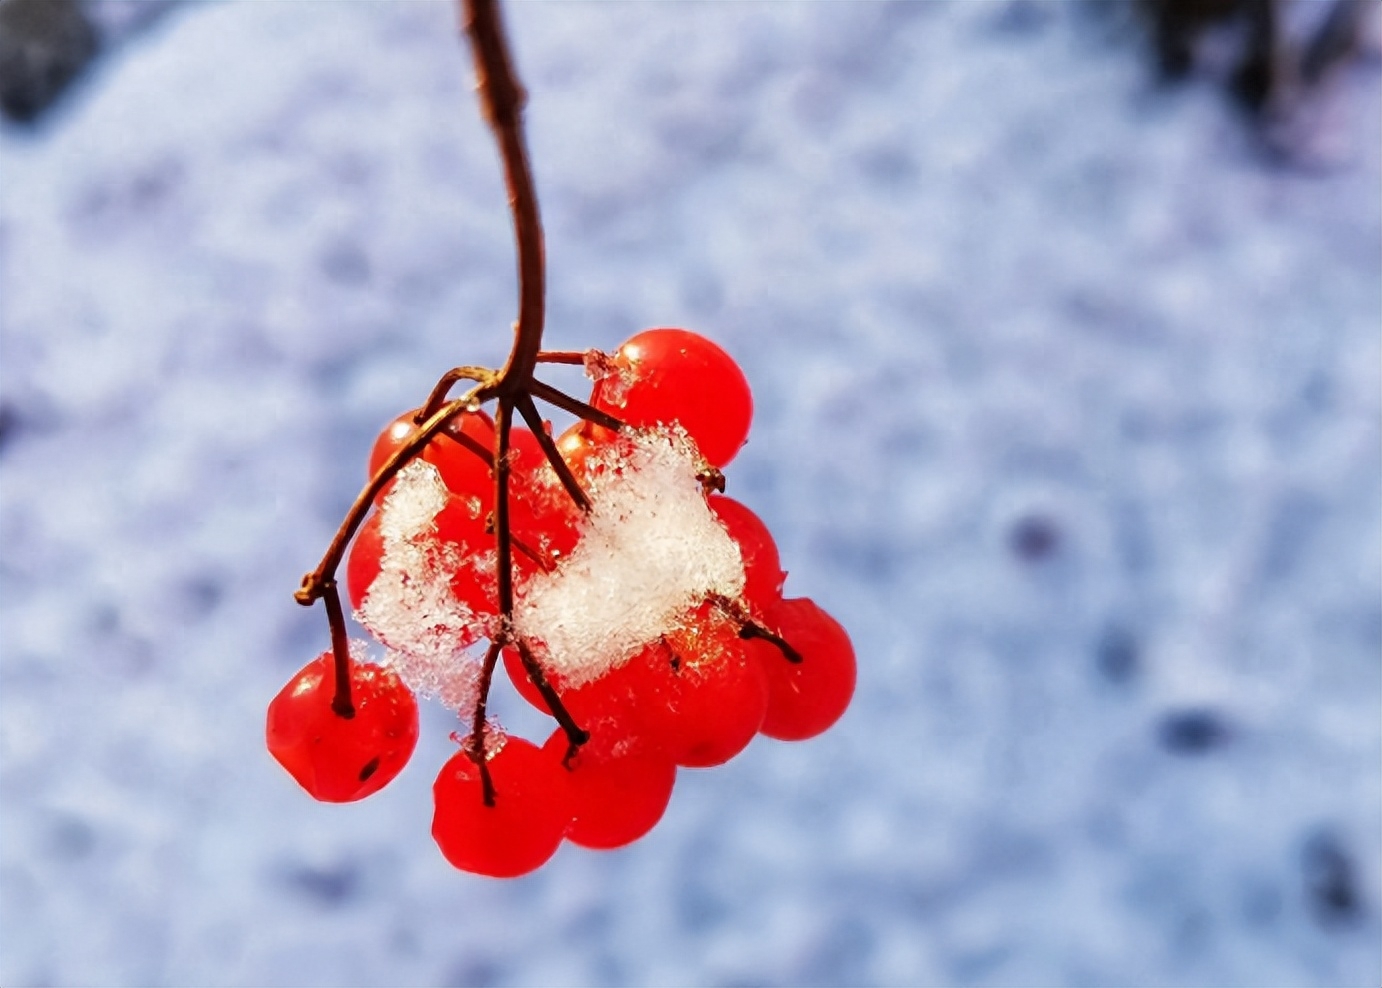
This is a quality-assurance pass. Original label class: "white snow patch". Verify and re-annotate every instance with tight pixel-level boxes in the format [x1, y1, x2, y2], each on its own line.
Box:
[357, 459, 484, 712]
[514, 428, 746, 687]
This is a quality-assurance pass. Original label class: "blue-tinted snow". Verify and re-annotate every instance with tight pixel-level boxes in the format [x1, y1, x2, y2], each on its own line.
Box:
[1, 2, 1378, 985]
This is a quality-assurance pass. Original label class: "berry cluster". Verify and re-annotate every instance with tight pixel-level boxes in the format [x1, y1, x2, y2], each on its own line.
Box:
[269, 330, 854, 876]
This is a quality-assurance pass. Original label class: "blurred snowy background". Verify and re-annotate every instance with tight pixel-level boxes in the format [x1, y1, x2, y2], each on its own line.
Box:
[2, 1, 1379, 985]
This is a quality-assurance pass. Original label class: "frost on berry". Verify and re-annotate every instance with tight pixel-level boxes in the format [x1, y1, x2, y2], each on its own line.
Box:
[356, 459, 486, 711]
[514, 427, 746, 688]
[584, 347, 632, 406]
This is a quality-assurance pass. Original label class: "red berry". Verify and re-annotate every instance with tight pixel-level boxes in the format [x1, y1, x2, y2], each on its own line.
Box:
[589, 328, 752, 468]
[507, 426, 583, 572]
[542, 704, 677, 850]
[432, 737, 572, 878]
[554, 423, 609, 483]
[708, 495, 785, 616]
[748, 597, 856, 741]
[368, 407, 495, 505]
[266, 651, 419, 802]
[628, 607, 768, 768]
[345, 510, 386, 613]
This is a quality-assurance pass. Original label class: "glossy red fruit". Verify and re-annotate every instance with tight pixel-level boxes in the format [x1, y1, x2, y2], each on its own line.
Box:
[554, 423, 609, 483]
[368, 407, 495, 505]
[748, 597, 856, 741]
[507, 426, 583, 573]
[589, 328, 752, 468]
[345, 511, 386, 613]
[708, 495, 785, 616]
[432, 737, 573, 878]
[266, 652, 419, 802]
[627, 607, 768, 768]
[542, 692, 677, 850]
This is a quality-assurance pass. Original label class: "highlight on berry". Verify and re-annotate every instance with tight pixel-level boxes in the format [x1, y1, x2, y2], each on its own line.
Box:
[267, 0, 854, 880]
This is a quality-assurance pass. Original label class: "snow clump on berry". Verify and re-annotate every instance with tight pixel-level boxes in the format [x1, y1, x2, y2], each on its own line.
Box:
[514, 427, 746, 688]
[357, 459, 484, 709]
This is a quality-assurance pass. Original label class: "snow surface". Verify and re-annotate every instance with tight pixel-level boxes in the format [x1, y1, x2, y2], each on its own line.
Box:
[1, 2, 1379, 986]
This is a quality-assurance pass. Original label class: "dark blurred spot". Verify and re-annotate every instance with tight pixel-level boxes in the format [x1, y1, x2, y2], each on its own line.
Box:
[1144, 0, 1364, 132]
[1095, 624, 1140, 685]
[1239, 878, 1282, 927]
[86, 602, 120, 634]
[950, 945, 1012, 985]
[283, 861, 361, 908]
[0, 0, 98, 124]
[989, 0, 1053, 36]
[129, 159, 181, 207]
[798, 915, 875, 986]
[72, 157, 185, 230]
[328, 151, 373, 188]
[444, 957, 502, 988]
[0, 401, 18, 456]
[1009, 513, 1061, 562]
[1301, 0, 1370, 86]
[1157, 707, 1231, 755]
[320, 241, 371, 286]
[1257, 491, 1323, 585]
[180, 576, 224, 618]
[815, 531, 907, 581]
[676, 880, 727, 932]
[857, 143, 917, 188]
[357, 756, 380, 782]
[564, 902, 611, 940]
[45, 814, 94, 860]
[1302, 830, 1362, 927]
[1150, 0, 1243, 80]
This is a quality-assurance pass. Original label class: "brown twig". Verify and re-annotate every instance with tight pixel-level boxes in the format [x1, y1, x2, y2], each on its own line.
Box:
[323, 582, 356, 717]
[464, 0, 544, 385]
[535, 350, 589, 365]
[417, 365, 497, 423]
[491, 398, 517, 621]
[298, 0, 595, 766]
[515, 639, 589, 757]
[515, 394, 591, 513]
[526, 378, 626, 433]
[469, 641, 502, 804]
[296, 389, 491, 606]
[446, 426, 495, 469]
[710, 593, 802, 664]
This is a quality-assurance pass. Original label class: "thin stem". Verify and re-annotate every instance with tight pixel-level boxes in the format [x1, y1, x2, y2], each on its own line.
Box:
[417, 365, 496, 423]
[510, 532, 553, 572]
[527, 378, 626, 433]
[710, 593, 802, 664]
[469, 641, 502, 806]
[447, 426, 495, 468]
[492, 398, 516, 620]
[514, 639, 588, 757]
[323, 582, 356, 717]
[535, 350, 588, 365]
[516, 394, 591, 513]
[738, 620, 803, 664]
[464, 0, 545, 384]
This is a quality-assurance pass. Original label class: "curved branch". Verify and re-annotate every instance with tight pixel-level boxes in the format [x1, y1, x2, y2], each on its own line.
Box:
[296, 386, 494, 605]
[463, 0, 545, 386]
